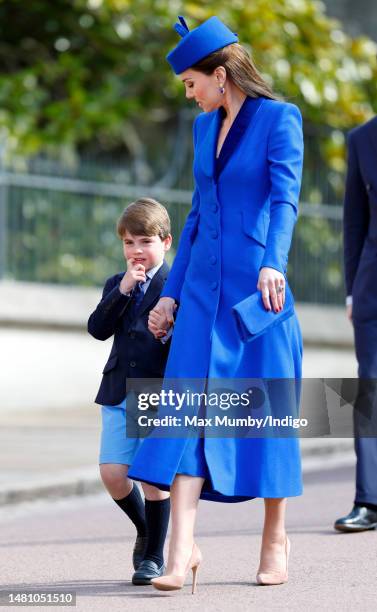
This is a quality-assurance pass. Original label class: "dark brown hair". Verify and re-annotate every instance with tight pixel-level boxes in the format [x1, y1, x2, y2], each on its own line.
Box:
[117, 197, 171, 240]
[191, 43, 279, 100]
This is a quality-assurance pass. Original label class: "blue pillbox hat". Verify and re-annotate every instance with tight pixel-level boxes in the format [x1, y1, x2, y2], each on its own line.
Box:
[166, 15, 238, 74]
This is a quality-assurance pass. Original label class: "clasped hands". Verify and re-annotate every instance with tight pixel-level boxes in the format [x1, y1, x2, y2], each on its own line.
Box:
[148, 268, 285, 340]
[148, 297, 177, 340]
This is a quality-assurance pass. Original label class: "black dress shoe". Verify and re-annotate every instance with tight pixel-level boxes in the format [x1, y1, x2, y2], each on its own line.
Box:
[132, 559, 165, 585]
[132, 535, 148, 570]
[334, 505, 377, 532]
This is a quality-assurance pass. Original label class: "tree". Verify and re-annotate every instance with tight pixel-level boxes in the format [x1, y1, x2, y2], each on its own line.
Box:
[0, 0, 375, 164]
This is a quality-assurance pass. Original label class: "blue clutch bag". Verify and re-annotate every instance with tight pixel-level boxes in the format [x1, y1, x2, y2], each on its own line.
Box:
[232, 284, 295, 343]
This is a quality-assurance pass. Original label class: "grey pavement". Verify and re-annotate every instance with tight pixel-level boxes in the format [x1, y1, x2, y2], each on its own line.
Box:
[0, 465, 375, 611]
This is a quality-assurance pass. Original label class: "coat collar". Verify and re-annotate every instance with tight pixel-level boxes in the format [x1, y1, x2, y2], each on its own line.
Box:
[198, 96, 265, 180]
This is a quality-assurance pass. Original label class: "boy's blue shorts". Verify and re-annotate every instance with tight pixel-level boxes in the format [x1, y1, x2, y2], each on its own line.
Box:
[99, 398, 143, 466]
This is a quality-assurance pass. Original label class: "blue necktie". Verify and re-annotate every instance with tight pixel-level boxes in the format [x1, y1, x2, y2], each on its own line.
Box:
[130, 280, 146, 318]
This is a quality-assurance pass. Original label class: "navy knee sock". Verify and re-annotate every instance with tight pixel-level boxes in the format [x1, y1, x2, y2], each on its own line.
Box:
[143, 497, 171, 566]
[113, 483, 146, 537]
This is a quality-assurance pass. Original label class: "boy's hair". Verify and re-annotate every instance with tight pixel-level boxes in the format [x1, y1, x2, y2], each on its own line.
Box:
[117, 197, 171, 240]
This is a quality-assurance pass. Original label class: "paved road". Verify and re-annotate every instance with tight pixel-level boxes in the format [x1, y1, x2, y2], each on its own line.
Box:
[0, 465, 375, 612]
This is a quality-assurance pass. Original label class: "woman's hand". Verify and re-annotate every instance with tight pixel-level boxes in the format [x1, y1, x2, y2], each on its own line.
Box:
[148, 297, 177, 339]
[257, 267, 285, 312]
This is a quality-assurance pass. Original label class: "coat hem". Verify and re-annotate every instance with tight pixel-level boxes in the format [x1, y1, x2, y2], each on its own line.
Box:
[129, 472, 302, 503]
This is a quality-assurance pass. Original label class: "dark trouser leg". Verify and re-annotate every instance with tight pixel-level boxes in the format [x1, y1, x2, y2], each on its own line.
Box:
[353, 321, 377, 507]
[354, 436, 377, 506]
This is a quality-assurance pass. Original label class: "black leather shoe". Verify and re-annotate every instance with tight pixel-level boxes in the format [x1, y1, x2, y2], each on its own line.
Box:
[132, 535, 148, 570]
[334, 505, 377, 532]
[132, 559, 165, 585]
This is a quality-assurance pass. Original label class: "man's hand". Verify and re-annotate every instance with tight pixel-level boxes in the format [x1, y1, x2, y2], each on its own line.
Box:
[119, 261, 147, 295]
[257, 267, 285, 312]
[346, 303, 353, 323]
[148, 297, 177, 339]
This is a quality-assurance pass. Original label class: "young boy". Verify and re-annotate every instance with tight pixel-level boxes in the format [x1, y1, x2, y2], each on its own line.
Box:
[88, 197, 172, 585]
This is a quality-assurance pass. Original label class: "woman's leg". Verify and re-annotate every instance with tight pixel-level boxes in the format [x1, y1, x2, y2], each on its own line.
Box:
[258, 497, 288, 574]
[166, 474, 204, 575]
[141, 483, 170, 501]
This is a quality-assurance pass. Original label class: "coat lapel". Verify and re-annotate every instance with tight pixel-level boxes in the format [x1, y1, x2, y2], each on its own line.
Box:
[197, 97, 265, 180]
[215, 97, 265, 180]
[137, 261, 170, 318]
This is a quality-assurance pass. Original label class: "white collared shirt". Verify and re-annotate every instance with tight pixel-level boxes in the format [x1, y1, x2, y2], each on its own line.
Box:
[142, 261, 164, 294]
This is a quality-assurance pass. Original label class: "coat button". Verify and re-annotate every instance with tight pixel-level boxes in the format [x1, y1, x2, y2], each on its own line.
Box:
[130, 361, 136, 367]
[129, 332, 136, 339]
[211, 230, 218, 239]
[211, 281, 218, 291]
[211, 204, 218, 213]
[366, 183, 371, 191]
[210, 256, 217, 265]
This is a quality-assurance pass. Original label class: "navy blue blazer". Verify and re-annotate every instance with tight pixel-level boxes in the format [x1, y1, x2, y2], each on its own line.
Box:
[344, 116, 377, 323]
[88, 261, 171, 405]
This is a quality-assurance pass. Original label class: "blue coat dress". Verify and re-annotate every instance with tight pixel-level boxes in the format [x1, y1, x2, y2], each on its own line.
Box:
[129, 96, 304, 502]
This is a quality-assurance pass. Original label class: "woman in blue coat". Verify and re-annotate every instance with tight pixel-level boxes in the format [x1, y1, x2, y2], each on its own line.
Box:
[129, 15, 304, 590]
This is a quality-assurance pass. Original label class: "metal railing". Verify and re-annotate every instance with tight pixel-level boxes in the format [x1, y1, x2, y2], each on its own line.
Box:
[0, 160, 345, 304]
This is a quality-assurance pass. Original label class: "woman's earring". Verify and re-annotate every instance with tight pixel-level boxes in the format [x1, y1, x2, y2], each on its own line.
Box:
[219, 85, 225, 95]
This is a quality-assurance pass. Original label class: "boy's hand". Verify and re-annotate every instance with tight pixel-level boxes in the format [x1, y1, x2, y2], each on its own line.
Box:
[148, 297, 176, 339]
[119, 261, 147, 295]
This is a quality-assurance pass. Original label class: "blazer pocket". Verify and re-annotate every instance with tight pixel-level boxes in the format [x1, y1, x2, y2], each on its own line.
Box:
[241, 208, 269, 247]
[102, 354, 118, 374]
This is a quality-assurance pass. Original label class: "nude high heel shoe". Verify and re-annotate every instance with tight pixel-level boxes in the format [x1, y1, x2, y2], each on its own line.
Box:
[151, 542, 202, 594]
[256, 536, 290, 585]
